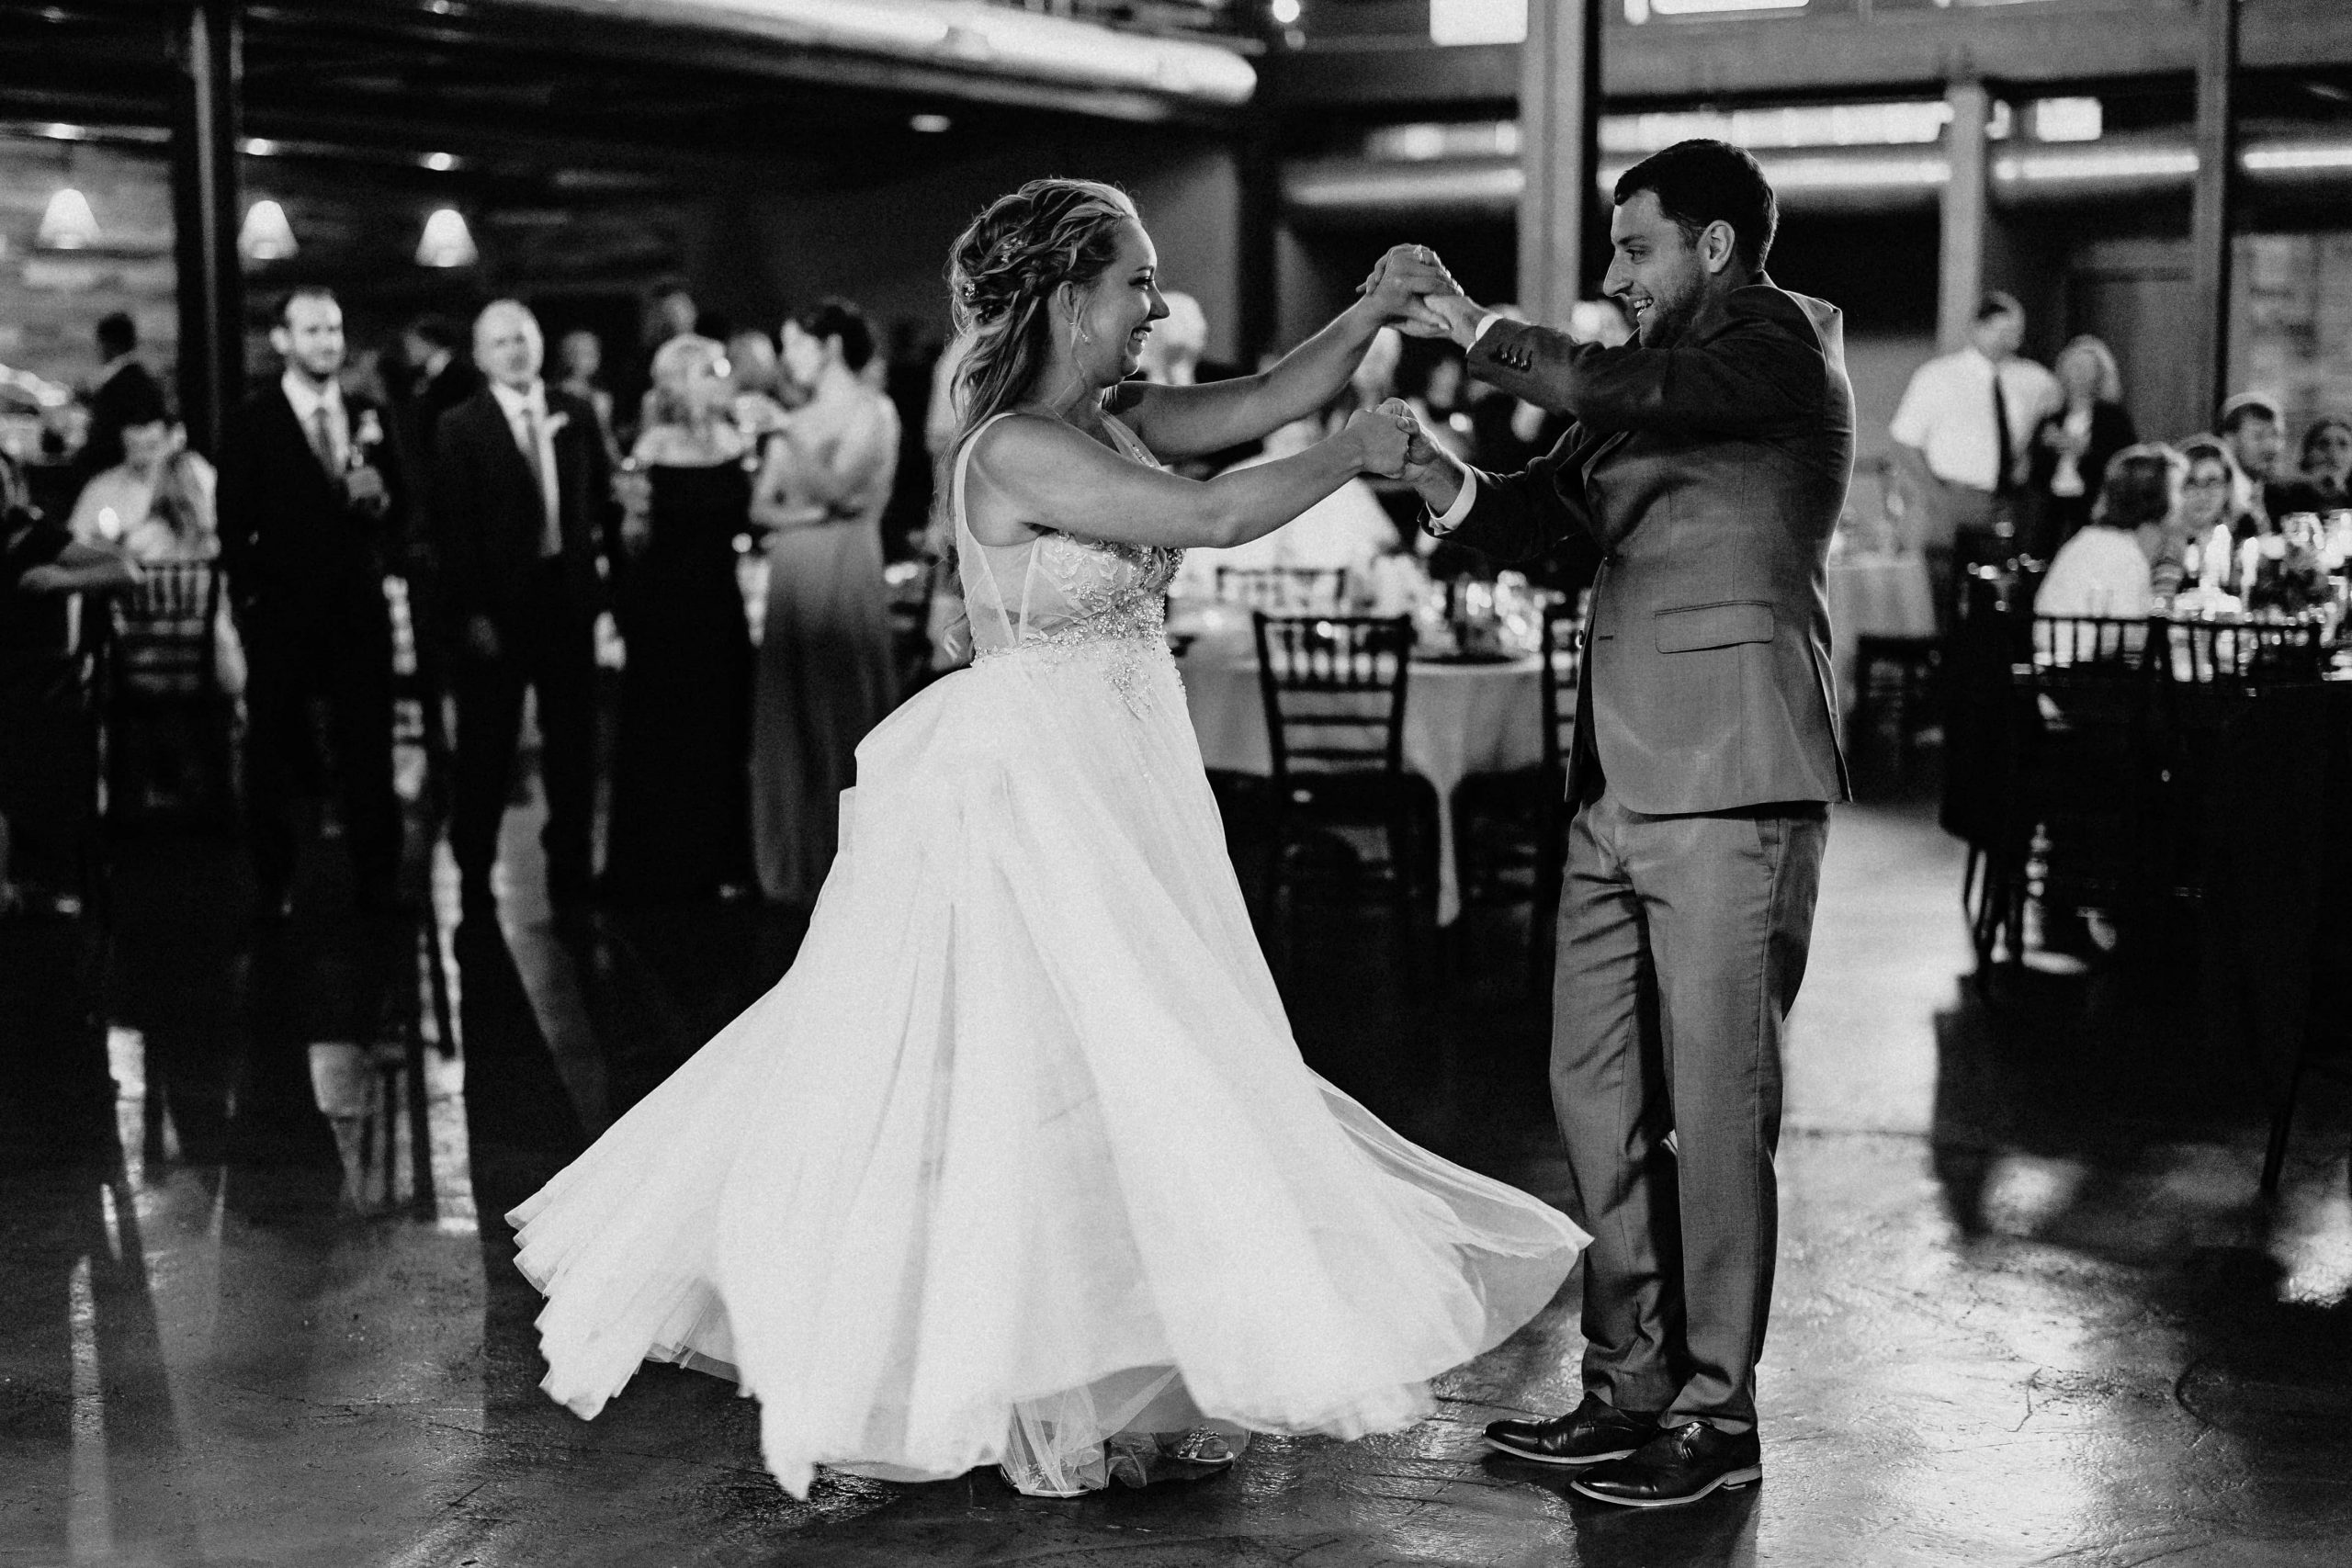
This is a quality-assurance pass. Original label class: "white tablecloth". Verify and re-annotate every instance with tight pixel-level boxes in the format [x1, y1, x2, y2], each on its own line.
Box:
[1182, 643, 1549, 926]
[1826, 551, 1939, 712]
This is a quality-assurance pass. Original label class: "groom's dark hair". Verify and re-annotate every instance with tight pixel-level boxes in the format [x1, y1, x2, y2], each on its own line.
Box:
[1613, 140, 1777, 274]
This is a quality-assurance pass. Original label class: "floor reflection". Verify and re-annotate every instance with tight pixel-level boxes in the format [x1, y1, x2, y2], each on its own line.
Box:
[2, 757, 2348, 1565]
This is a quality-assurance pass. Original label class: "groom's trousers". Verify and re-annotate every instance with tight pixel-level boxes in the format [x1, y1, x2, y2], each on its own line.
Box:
[1550, 784, 1827, 1434]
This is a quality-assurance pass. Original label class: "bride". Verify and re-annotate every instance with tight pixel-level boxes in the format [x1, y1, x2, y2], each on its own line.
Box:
[508, 178, 1587, 1500]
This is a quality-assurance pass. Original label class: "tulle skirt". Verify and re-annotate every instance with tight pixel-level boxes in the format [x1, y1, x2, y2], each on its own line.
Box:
[508, 637, 1586, 1499]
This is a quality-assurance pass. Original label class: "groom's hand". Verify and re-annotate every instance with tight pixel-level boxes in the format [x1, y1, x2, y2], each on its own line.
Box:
[1407, 289, 1486, 349]
[1393, 405, 1466, 515]
[1356, 244, 1460, 329]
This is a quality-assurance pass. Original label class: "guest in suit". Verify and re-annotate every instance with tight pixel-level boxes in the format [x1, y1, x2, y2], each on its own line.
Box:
[602, 334, 755, 904]
[2026, 334, 2136, 555]
[77, 311, 165, 486]
[400, 314, 481, 464]
[219, 287, 411, 918]
[430, 300, 616, 920]
[1399, 140, 1852, 1509]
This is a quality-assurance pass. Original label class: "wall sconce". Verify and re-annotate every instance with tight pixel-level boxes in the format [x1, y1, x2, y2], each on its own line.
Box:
[238, 198, 298, 262]
[414, 207, 478, 268]
[37, 186, 101, 250]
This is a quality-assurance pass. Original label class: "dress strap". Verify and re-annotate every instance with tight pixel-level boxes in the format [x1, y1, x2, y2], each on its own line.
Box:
[953, 410, 1023, 650]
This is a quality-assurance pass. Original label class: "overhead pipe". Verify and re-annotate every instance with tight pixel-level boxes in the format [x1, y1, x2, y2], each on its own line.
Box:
[503, 0, 1258, 106]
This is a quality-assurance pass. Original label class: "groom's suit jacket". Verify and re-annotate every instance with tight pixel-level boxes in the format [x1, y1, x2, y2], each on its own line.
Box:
[1438, 276, 1854, 815]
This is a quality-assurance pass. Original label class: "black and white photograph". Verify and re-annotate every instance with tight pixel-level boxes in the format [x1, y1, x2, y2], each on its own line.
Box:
[2, 2, 2350, 1564]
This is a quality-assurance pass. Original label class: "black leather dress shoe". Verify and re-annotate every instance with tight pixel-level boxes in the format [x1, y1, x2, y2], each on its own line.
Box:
[1486, 1395, 1659, 1466]
[1568, 1422, 1761, 1508]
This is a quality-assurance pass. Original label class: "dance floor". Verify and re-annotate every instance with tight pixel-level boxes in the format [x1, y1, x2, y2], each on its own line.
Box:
[3, 747, 2348, 1567]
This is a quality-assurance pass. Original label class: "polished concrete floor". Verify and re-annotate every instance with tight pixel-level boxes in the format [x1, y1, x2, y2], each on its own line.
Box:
[3, 743, 2349, 1567]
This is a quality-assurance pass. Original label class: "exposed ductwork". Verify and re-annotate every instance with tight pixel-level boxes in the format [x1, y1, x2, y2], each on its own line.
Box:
[503, 0, 1259, 107]
[1282, 130, 2352, 224]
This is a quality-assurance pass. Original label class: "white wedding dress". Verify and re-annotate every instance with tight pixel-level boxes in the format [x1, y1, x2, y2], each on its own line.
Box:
[508, 410, 1587, 1499]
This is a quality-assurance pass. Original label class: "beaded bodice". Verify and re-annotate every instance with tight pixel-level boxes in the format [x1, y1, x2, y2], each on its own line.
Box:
[955, 412, 1182, 664]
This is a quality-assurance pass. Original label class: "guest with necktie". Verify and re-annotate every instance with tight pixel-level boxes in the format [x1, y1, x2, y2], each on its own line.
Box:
[428, 300, 618, 922]
[1888, 291, 2060, 622]
[219, 287, 413, 919]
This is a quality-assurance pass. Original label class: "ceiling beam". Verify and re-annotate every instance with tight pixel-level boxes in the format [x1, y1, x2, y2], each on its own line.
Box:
[1262, 0, 2352, 110]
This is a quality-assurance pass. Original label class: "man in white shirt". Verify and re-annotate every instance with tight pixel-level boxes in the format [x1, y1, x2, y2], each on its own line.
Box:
[1888, 292, 2059, 615]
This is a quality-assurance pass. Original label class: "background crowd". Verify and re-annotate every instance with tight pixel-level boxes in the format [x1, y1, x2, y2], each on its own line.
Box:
[5, 276, 2348, 925]
[1886, 288, 2352, 625]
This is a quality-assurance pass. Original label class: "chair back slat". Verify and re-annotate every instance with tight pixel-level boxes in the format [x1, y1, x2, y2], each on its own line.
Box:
[1539, 592, 1588, 773]
[1252, 612, 1412, 777]
[110, 560, 221, 698]
[2161, 617, 2328, 686]
[1219, 566, 1349, 616]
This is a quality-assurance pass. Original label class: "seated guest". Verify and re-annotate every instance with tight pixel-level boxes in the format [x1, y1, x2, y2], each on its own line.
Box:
[3, 456, 138, 913]
[2160, 436, 2237, 596]
[2035, 446, 2174, 620]
[2027, 334, 2135, 554]
[2297, 414, 2352, 506]
[2216, 393, 2328, 527]
[68, 380, 219, 563]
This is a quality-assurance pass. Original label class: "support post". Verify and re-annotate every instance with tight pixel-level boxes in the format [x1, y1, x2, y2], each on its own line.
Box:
[2188, 0, 2239, 425]
[171, 0, 243, 461]
[1938, 78, 1991, 353]
[1516, 0, 1601, 327]
[1236, 122, 1280, 364]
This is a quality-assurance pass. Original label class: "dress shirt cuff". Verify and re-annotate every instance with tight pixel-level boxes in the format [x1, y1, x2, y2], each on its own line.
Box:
[1424, 468, 1479, 536]
[1472, 312, 1504, 345]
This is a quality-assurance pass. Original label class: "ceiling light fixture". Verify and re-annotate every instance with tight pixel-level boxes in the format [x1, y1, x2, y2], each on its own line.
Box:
[421, 151, 459, 172]
[37, 186, 100, 249]
[238, 198, 297, 262]
[910, 113, 952, 133]
[414, 207, 478, 267]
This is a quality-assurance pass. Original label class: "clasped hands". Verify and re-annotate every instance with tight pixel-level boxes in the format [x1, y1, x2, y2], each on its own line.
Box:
[1356, 243, 1487, 351]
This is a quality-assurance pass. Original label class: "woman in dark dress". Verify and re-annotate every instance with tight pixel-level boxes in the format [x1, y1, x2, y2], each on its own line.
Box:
[602, 334, 755, 903]
[2028, 334, 2136, 556]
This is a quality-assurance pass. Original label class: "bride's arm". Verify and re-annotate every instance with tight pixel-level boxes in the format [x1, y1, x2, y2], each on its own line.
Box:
[967, 409, 1406, 551]
[1112, 245, 1450, 462]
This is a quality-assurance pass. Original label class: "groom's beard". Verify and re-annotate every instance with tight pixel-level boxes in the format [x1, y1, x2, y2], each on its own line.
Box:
[1634, 289, 1702, 348]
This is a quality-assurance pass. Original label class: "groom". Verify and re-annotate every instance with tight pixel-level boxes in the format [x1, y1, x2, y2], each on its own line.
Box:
[1393, 140, 1852, 1508]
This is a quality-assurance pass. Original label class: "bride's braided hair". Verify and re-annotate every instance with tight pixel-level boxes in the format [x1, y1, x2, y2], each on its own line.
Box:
[944, 177, 1135, 451]
[928, 179, 1136, 574]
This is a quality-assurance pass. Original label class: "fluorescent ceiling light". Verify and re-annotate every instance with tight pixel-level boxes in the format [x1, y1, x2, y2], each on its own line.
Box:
[1430, 0, 1526, 45]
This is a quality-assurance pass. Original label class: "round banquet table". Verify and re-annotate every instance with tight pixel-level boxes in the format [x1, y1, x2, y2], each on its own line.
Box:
[1826, 549, 1939, 713]
[1181, 641, 1548, 927]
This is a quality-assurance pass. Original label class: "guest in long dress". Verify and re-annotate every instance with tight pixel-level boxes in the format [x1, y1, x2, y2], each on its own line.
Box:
[2026, 334, 2135, 554]
[602, 334, 755, 904]
[745, 299, 899, 907]
[555, 329, 624, 470]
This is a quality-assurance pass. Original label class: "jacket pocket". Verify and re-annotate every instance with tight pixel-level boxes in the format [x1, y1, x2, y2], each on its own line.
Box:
[1653, 600, 1774, 653]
